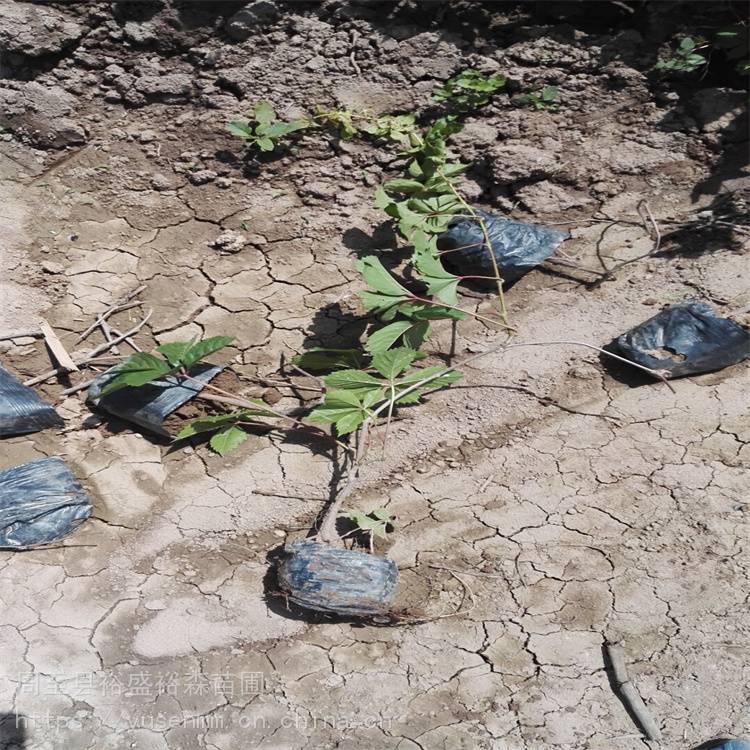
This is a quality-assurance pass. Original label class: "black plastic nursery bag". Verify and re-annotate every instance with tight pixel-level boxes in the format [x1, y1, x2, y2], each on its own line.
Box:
[0, 363, 64, 436]
[437, 209, 569, 282]
[0, 456, 92, 548]
[87, 364, 222, 437]
[277, 539, 398, 617]
[616, 301, 750, 378]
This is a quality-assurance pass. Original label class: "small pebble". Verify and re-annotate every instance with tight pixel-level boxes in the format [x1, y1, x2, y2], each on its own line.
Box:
[188, 169, 217, 185]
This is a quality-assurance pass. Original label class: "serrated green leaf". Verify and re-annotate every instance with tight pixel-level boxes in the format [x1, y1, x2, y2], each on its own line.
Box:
[679, 37, 696, 51]
[356, 257, 412, 306]
[256, 137, 275, 152]
[182, 336, 234, 368]
[374, 185, 393, 210]
[441, 161, 468, 177]
[98, 353, 172, 396]
[403, 320, 430, 349]
[308, 390, 369, 435]
[323, 369, 384, 395]
[175, 408, 272, 440]
[156, 341, 194, 367]
[371, 347, 418, 380]
[176, 412, 242, 439]
[262, 120, 308, 138]
[226, 121, 255, 139]
[413, 247, 461, 305]
[209, 425, 248, 456]
[365, 321, 415, 354]
[254, 100, 276, 125]
[347, 508, 394, 538]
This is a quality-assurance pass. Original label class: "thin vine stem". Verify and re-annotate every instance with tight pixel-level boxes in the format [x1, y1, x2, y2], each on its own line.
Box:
[437, 169, 509, 323]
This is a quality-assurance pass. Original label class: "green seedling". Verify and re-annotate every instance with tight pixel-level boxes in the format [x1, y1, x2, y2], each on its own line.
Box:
[433, 68, 506, 110]
[226, 100, 308, 152]
[517, 85, 560, 110]
[655, 37, 709, 73]
[95, 335, 283, 456]
[346, 508, 396, 551]
[311, 107, 360, 139]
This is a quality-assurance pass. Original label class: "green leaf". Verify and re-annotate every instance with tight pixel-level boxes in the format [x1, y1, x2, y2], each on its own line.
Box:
[393, 366, 463, 404]
[324, 369, 384, 396]
[679, 37, 696, 52]
[347, 508, 394, 538]
[176, 412, 242, 439]
[308, 390, 369, 435]
[400, 302, 466, 321]
[262, 120, 308, 138]
[226, 121, 255, 139]
[365, 321, 416, 354]
[256, 137, 275, 152]
[292, 348, 366, 372]
[156, 341, 194, 367]
[182, 336, 234, 368]
[254, 101, 276, 125]
[209, 425, 248, 456]
[98, 353, 172, 396]
[175, 408, 272, 440]
[403, 320, 430, 349]
[413, 247, 461, 305]
[407, 160, 424, 179]
[374, 185, 393, 210]
[384, 178, 426, 194]
[356, 256, 415, 315]
[371, 347, 418, 380]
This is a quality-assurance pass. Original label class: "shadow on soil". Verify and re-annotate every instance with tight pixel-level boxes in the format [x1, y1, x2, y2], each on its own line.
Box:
[0, 713, 27, 750]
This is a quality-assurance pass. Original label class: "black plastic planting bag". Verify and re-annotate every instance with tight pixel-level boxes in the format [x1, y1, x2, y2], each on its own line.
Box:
[437, 209, 569, 282]
[277, 539, 398, 617]
[87, 364, 222, 437]
[0, 364, 63, 436]
[616, 301, 750, 378]
[0, 457, 92, 548]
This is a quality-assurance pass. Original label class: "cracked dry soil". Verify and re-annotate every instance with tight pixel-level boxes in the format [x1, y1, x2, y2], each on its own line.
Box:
[0, 1, 749, 748]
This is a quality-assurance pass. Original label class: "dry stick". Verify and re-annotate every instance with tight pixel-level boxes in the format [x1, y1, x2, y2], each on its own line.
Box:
[317, 422, 368, 544]
[108, 326, 142, 352]
[38, 319, 79, 372]
[23, 311, 153, 387]
[439, 169, 510, 324]
[606, 642, 662, 742]
[76, 286, 146, 343]
[0, 329, 44, 342]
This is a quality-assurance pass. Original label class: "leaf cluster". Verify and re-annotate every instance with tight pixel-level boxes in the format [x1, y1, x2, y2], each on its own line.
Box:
[517, 85, 560, 110]
[226, 101, 308, 152]
[433, 68, 507, 110]
[346, 507, 395, 540]
[99, 336, 234, 396]
[307, 346, 461, 435]
[655, 37, 708, 73]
